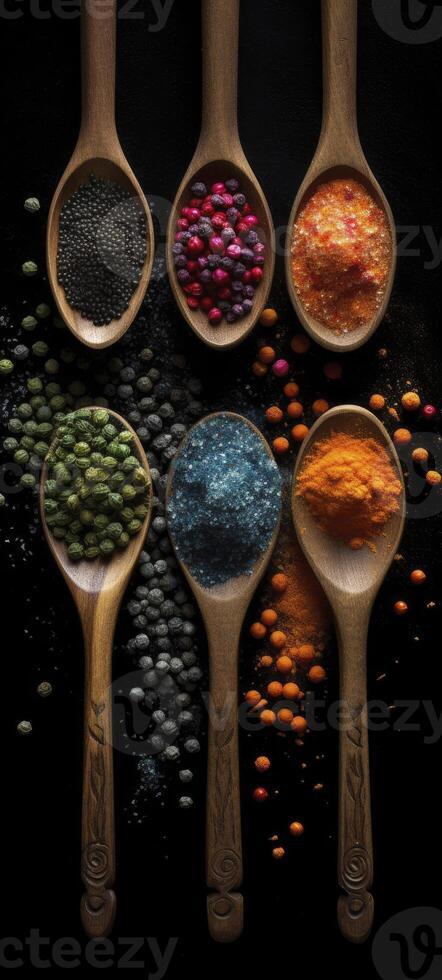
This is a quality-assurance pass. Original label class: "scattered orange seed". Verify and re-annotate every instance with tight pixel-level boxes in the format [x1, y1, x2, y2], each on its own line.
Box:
[284, 381, 300, 399]
[291, 333, 310, 354]
[252, 361, 268, 378]
[272, 846, 285, 860]
[270, 630, 287, 649]
[350, 537, 365, 550]
[261, 709, 276, 726]
[296, 643, 315, 664]
[426, 470, 441, 486]
[289, 821, 304, 837]
[245, 689, 261, 706]
[291, 716, 308, 735]
[412, 447, 429, 464]
[260, 655, 273, 668]
[287, 401, 304, 420]
[278, 708, 294, 724]
[250, 622, 266, 640]
[394, 600, 408, 616]
[267, 681, 283, 699]
[291, 423, 309, 442]
[276, 655, 293, 675]
[273, 436, 290, 455]
[282, 682, 301, 700]
[261, 608, 278, 627]
[369, 394, 386, 411]
[324, 361, 342, 380]
[401, 391, 421, 411]
[271, 573, 288, 594]
[312, 399, 329, 417]
[254, 755, 271, 772]
[393, 428, 412, 446]
[259, 308, 278, 328]
[410, 569, 426, 585]
[259, 346, 276, 365]
[308, 665, 326, 684]
[265, 405, 284, 424]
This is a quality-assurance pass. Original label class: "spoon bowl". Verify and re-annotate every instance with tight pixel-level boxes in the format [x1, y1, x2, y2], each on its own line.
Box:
[40, 409, 152, 938]
[167, 0, 275, 352]
[167, 157, 274, 351]
[166, 411, 281, 941]
[285, 0, 396, 352]
[292, 405, 405, 943]
[47, 0, 154, 351]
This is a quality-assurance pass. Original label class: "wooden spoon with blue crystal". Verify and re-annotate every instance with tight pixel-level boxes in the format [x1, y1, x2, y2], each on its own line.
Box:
[166, 412, 282, 942]
[47, 0, 154, 350]
[40, 409, 152, 937]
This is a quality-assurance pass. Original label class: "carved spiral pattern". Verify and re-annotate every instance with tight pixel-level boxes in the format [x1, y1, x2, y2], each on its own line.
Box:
[341, 845, 372, 892]
[210, 848, 241, 886]
[82, 842, 109, 885]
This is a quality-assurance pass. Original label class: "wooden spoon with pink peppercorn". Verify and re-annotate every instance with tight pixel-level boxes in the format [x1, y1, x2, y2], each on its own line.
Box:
[285, 0, 396, 352]
[47, 0, 154, 350]
[166, 0, 275, 351]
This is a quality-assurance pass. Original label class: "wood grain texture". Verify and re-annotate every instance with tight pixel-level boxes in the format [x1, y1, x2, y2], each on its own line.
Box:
[40, 410, 152, 937]
[284, 0, 396, 352]
[166, 0, 275, 351]
[292, 405, 405, 943]
[46, 0, 154, 350]
[166, 413, 281, 941]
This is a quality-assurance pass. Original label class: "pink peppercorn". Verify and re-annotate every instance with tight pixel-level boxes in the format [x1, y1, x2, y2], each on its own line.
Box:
[209, 236, 225, 254]
[273, 359, 289, 378]
[211, 182, 226, 194]
[212, 268, 230, 286]
[187, 297, 199, 310]
[251, 267, 263, 283]
[422, 404, 437, 420]
[243, 214, 258, 228]
[187, 236, 205, 255]
[208, 307, 222, 325]
[227, 244, 242, 259]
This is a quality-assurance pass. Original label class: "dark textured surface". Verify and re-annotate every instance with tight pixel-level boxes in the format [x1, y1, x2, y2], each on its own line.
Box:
[1, 2, 442, 977]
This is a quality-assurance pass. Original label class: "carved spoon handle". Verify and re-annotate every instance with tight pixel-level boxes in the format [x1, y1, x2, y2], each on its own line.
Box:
[80, 607, 116, 938]
[337, 615, 374, 944]
[206, 625, 243, 943]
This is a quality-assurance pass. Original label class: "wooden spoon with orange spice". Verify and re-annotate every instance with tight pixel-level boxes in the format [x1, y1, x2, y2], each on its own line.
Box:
[292, 405, 405, 944]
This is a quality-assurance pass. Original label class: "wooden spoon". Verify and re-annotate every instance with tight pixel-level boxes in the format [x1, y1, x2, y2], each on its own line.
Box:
[292, 406, 405, 943]
[40, 410, 152, 937]
[47, 0, 154, 351]
[285, 0, 396, 352]
[166, 0, 275, 351]
[166, 413, 281, 941]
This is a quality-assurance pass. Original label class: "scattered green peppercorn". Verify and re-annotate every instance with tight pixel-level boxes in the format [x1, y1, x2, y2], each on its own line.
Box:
[0, 359, 14, 375]
[36, 303, 51, 319]
[24, 197, 41, 213]
[22, 261, 38, 276]
[21, 315, 38, 331]
[0, 494, 5, 507]
[32, 341, 49, 358]
[37, 681, 52, 697]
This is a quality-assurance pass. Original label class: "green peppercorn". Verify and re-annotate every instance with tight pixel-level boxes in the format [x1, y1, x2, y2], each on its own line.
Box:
[93, 409, 109, 427]
[27, 377, 43, 394]
[22, 260, 38, 276]
[20, 436, 36, 452]
[45, 359, 59, 375]
[36, 303, 51, 319]
[60, 347, 76, 364]
[14, 448, 29, 465]
[99, 539, 115, 556]
[68, 542, 84, 561]
[127, 519, 142, 536]
[33, 441, 49, 458]
[24, 197, 41, 213]
[116, 531, 130, 548]
[85, 546, 100, 559]
[32, 341, 49, 358]
[17, 403, 33, 419]
[20, 473, 36, 488]
[8, 418, 23, 434]
[0, 494, 5, 508]
[4, 437, 19, 451]
[0, 359, 14, 375]
[122, 484, 136, 502]
[21, 315, 38, 332]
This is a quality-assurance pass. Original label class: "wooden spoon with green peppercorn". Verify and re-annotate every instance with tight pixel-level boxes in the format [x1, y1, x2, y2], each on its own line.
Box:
[46, 0, 154, 351]
[40, 409, 152, 938]
[284, 0, 396, 352]
[166, 0, 275, 351]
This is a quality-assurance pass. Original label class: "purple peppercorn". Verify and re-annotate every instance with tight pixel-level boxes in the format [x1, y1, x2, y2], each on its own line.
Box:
[232, 303, 244, 318]
[233, 193, 246, 207]
[172, 243, 184, 255]
[227, 243, 242, 260]
[254, 255, 265, 267]
[225, 178, 240, 194]
[221, 226, 236, 245]
[212, 268, 230, 286]
[245, 231, 259, 247]
[177, 269, 191, 284]
[241, 248, 255, 265]
[220, 257, 234, 272]
[188, 224, 200, 235]
[207, 254, 221, 269]
[218, 301, 231, 312]
[254, 242, 266, 256]
[225, 310, 236, 323]
[199, 269, 212, 285]
[244, 285, 255, 299]
[226, 207, 240, 224]
[181, 231, 192, 244]
[242, 299, 253, 313]
[211, 194, 226, 209]
[197, 256, 208, 269]
[192, 182, 207, 197]
[234, 262, 246, 277]
[174, 255, 187, 269]
[231, 280, 244, 293]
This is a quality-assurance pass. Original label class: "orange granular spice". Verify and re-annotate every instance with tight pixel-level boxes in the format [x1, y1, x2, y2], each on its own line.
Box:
[296, 432, 403, 549]
[290, 178, 392, 335]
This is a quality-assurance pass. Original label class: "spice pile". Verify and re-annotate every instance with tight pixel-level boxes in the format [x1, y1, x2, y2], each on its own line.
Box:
[43, 408, 150, 561]
[57, 174, 147, 326]
[167, 414, 281, 587]
[290, 178, 391, 334]
[173, 178, 266, 326]
[296, 431, 403, 549]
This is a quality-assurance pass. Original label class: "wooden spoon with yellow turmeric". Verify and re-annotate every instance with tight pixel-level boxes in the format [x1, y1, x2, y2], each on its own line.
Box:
[292, 405, 405, 944]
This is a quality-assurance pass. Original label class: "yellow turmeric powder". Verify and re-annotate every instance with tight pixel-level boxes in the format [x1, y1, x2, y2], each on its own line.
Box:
[296, 432, 403, 547]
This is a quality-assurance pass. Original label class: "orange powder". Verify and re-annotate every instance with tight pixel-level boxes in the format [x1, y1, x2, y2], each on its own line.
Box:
[296, 432, 403, 547]
[290, 178, 391, 334]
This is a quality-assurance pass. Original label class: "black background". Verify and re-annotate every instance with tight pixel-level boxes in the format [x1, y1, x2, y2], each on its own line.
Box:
[1, 1, 442, 977]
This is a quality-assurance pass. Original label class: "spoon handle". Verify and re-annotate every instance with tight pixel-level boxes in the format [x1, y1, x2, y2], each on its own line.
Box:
[80, 0, 117, 145]
[337, 613, 374, 943]
[206, 622, 243, 942]
[200, 0, 240, 156]
[80, 602, 117, 938]
[320, 0, 359, 157]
